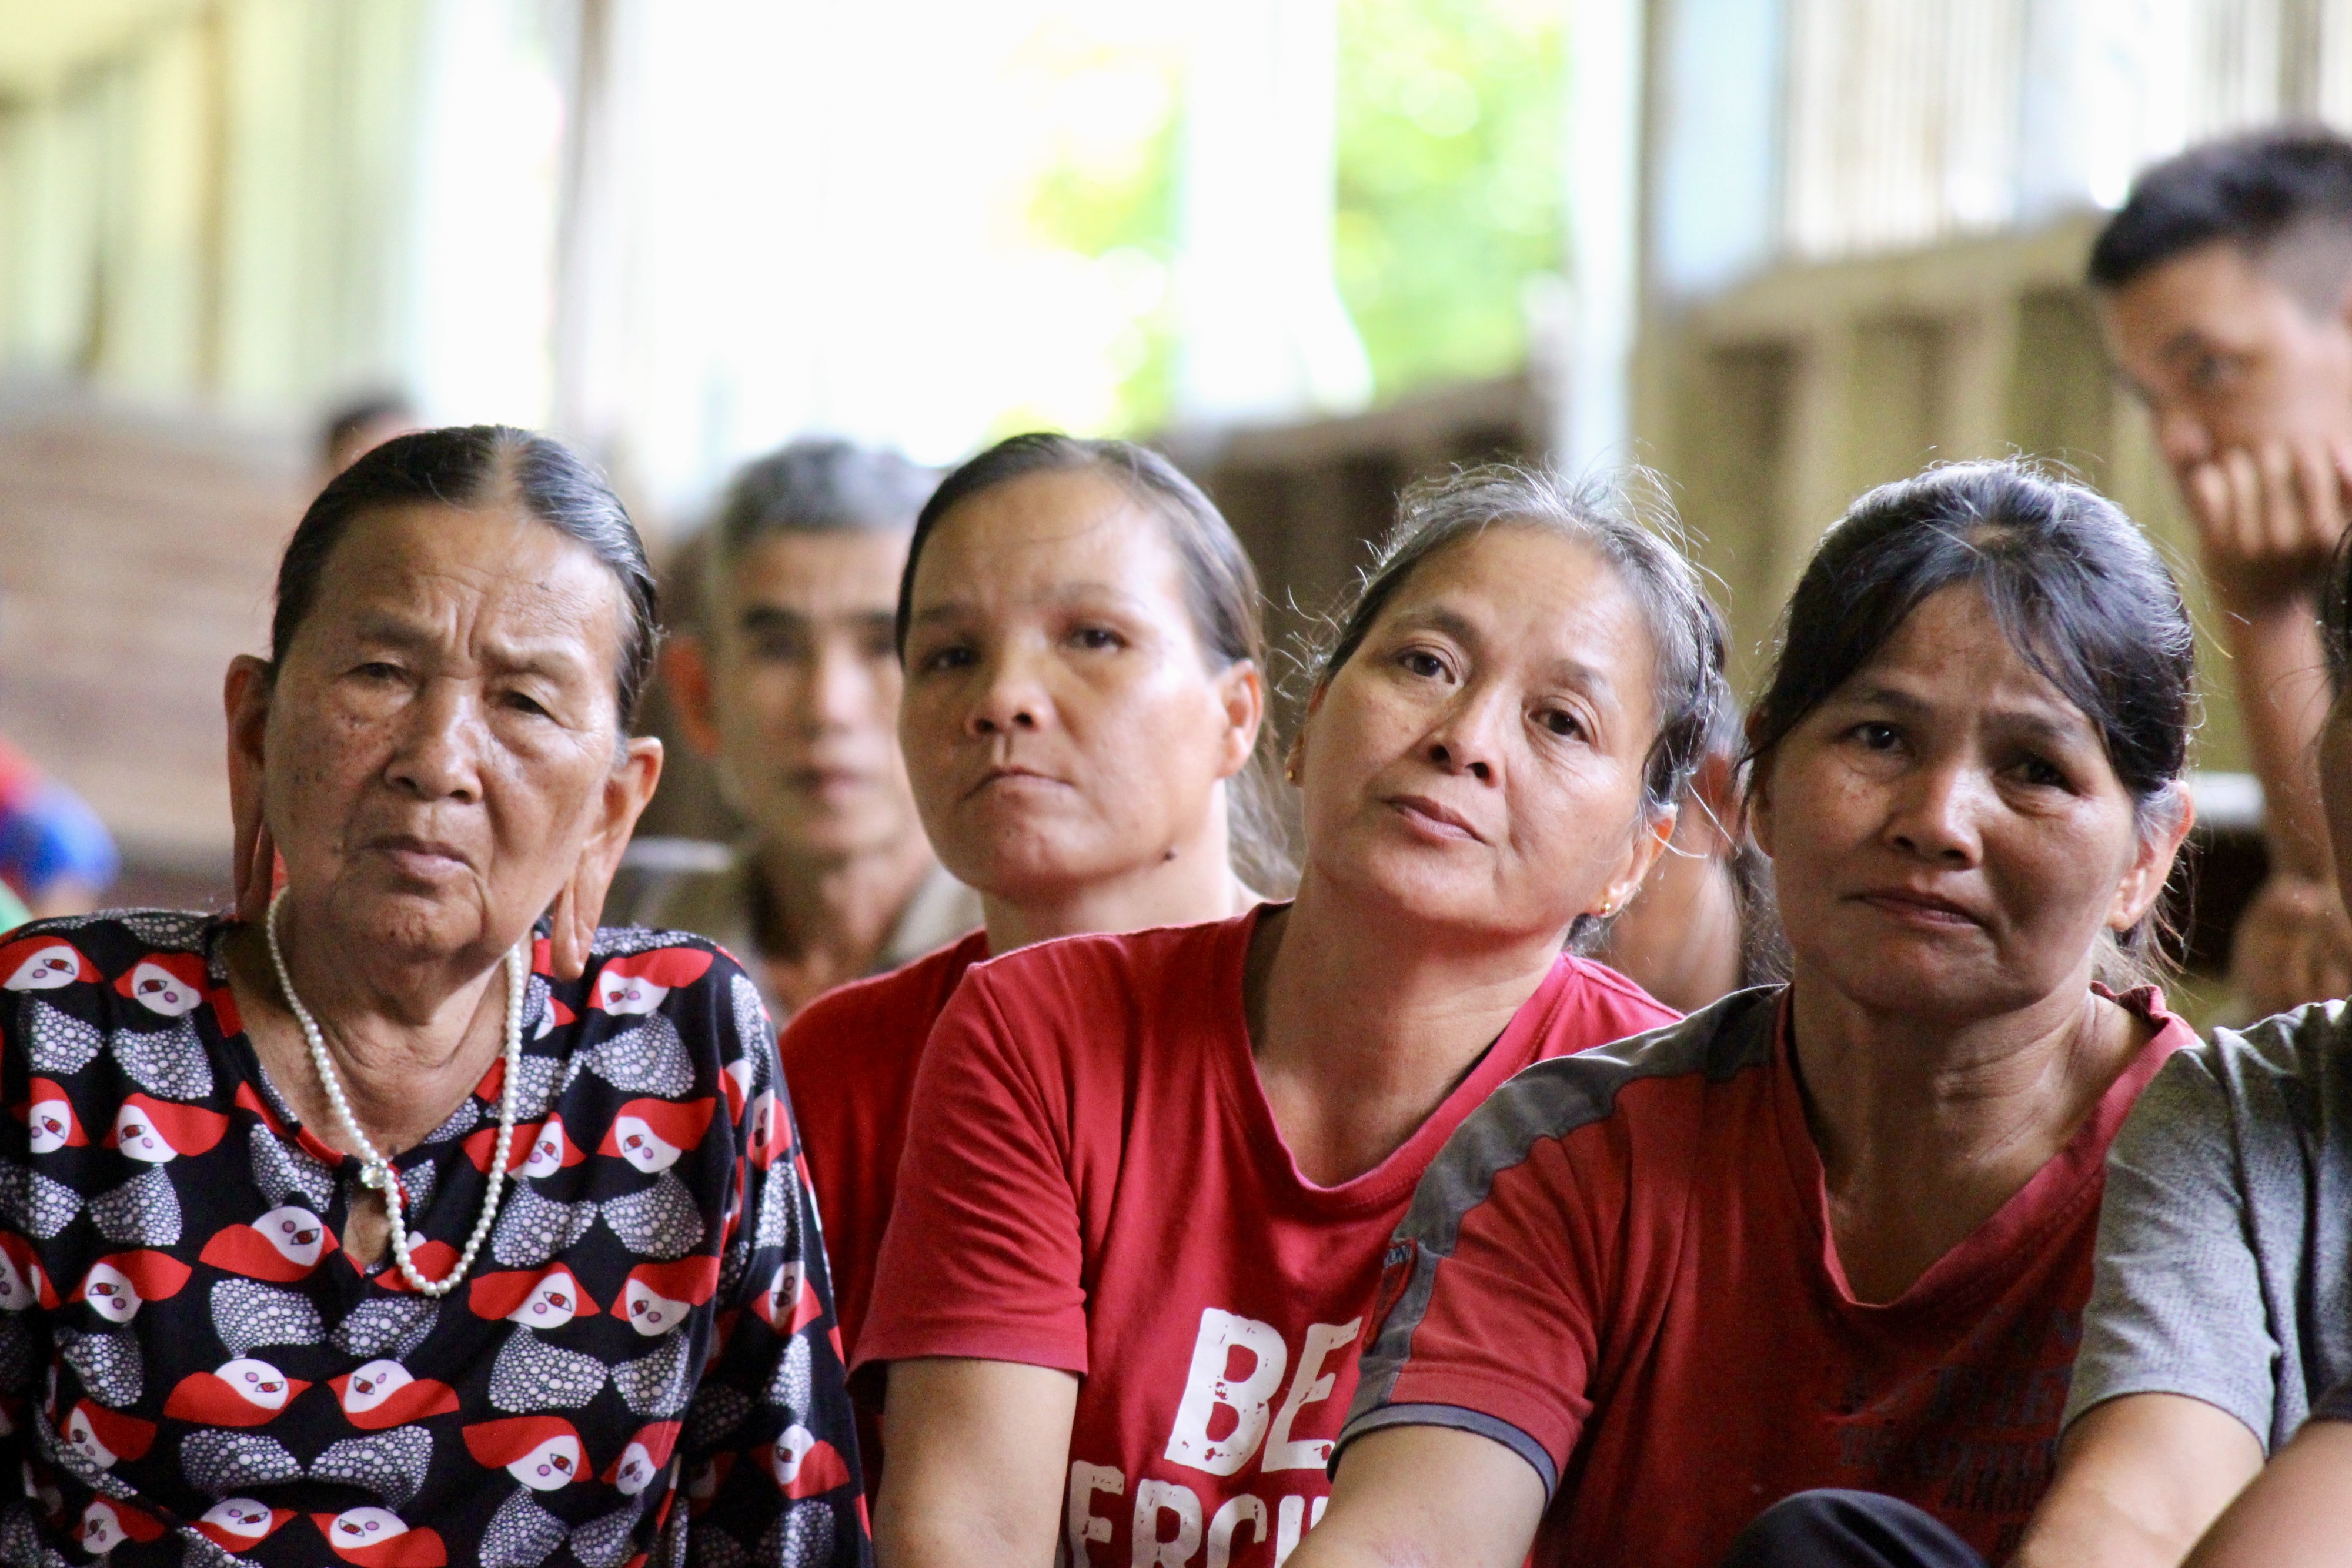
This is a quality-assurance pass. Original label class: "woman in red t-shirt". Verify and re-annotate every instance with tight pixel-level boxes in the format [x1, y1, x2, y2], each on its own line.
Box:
[780, 433, 1285, 1379]
[1291, 461, 2203, 1568]
[860, 467, 1729, 1568]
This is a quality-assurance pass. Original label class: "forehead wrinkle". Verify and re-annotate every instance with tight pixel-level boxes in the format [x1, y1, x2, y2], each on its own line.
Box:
[912, 580, 1155, 623]
[1838, 677, 2097, 747]
[346, 587, 604, 683]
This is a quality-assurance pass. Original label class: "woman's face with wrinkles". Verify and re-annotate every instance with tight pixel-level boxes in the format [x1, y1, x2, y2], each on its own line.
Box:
[896, 469, 1258, 905]
[1753, 584, 2179, 1022]
[1291, 525, 1671, 945]
[258, 500, 639, 968]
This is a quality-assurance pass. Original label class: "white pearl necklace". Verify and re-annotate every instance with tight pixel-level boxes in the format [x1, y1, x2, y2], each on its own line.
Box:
[264, 888, 526, 1296]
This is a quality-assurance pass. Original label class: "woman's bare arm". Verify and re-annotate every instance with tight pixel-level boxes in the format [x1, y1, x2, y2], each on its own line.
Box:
[874, 1357, 1081, 1568]
[1281, 1427, 1547, 1568]
[2181, 1418, 2352, 1568]
[2012, 1395, 2264, 1568]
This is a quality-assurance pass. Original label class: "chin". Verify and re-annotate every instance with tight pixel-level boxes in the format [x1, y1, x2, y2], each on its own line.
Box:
[326, 884, 486, 958]
[1810, 952, 2031, 1021]
[1315, 850, 1514, 935]
[944, 839, 1118, 908]
[774, 810, 906, 861]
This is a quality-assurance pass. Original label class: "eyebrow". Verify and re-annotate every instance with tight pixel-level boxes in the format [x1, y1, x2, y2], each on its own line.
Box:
[2156, 328, 2220, 363]
[1389, 603, 1621, 698]
[908, 582, 1148, 628]
[350, 611, 594, 681]
[1838, 684, 2092, 746]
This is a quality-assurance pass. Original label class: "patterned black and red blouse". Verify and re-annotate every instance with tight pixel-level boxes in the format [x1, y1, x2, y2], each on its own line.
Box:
[0, 911, 870, 1568]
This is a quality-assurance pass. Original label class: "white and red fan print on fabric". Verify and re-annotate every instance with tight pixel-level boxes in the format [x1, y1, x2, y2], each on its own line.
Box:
[0, 917, 862, 1564]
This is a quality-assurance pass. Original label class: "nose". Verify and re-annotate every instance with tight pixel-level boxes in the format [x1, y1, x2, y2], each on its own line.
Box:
[1424, 683, 1507, 784]
[1885, 761, 1984, 866]
[806, 641, 880, 733]
[385, 681, 483, 803]
[964, 645, 1051, 740]
[2156, 405, 2213, 469]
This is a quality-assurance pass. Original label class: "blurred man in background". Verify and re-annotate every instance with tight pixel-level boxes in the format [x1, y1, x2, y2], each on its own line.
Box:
[632, 439, 978, 1018]
[319, 391, 421, 477]
[2092, 129, 2352, 1020]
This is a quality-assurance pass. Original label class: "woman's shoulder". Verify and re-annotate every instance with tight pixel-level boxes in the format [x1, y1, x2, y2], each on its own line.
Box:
[565, 925, 766, 1047]
[2151, 998, 2352, 1134]
[1552, 952, 1683, 1037]
[1465, 986, 1784, 1150]
[965, 909, 1250, 1001]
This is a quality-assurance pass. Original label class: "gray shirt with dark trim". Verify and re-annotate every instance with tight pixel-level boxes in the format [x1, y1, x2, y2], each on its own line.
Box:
[2065, 1000, 2352, 1452]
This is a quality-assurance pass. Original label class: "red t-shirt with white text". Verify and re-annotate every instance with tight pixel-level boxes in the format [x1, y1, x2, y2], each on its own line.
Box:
[855, 908, 1676, 1568]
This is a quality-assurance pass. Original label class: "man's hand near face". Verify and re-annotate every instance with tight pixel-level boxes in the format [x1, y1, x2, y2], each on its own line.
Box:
[2182, 437, 2352, 609]
[2178, 437, 2352, 1018]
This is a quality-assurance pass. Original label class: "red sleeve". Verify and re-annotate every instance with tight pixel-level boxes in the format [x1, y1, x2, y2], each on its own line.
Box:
[1342, 1066, 1645, 1494]
[1378, 1144, 1613, 1480]
[851, 967, 1091, 1376]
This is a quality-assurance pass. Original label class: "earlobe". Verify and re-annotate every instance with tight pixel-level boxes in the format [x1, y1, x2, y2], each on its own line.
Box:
[223, 656, 278, 924]
[1218, 660, 1267, 777]
[2110, 788, 2196, 931]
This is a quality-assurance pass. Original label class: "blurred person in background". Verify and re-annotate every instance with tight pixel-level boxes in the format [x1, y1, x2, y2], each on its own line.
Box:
[776, 433, 1284, 1477]
[642, 439, 978, 1021]
[0, 426, 866, 1563]
[2092, 129, 2352, 1019]
[1595, 700, 1774, 1011]
[0, 731, 118, 922]
[319, 392, 422, 478]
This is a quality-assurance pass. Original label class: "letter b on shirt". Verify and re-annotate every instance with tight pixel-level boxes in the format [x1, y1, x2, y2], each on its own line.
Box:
[1164, 1310, 1361, 1476]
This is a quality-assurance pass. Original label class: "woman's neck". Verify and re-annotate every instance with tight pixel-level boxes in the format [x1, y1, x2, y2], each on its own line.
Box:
[221, 918, 510, 1155]
[1244, 877, 1568, 1188]
[980, 816, 1252, 955]
[1788, 958, 2149, 1303]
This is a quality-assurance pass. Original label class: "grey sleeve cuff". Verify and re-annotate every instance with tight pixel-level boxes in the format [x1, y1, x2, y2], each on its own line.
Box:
[1331, 1404, 1559, 1499]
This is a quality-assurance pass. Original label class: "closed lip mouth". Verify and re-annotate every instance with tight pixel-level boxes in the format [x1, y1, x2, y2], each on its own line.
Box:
[371, 835, 473, 870]
[1855, 887, 1982, 924]
[968, 765, 1063, 799]
[1387, 793, 1484, 843]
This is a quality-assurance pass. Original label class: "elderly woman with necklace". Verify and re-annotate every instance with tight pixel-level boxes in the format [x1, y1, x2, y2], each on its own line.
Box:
[0, 427, 866, 1567]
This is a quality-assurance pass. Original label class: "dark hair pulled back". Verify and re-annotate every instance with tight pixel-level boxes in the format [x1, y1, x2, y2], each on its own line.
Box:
[272, 424, 661, 730]
[1743, 460, 2196, 978]
[896, 432, 1288, 888]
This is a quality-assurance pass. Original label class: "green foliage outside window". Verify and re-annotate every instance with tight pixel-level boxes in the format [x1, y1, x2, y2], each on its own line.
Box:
[1335, 0, 1567, 400]
[1014, 0, 1568, 433]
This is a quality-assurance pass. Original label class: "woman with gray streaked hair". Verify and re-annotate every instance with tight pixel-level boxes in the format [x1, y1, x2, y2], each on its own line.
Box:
[858, 463, 1727, 1568]
[0, 427, 868, 1566]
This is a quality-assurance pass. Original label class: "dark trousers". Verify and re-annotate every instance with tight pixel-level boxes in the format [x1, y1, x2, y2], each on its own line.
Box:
[1718, 1491, 1990, 1568]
